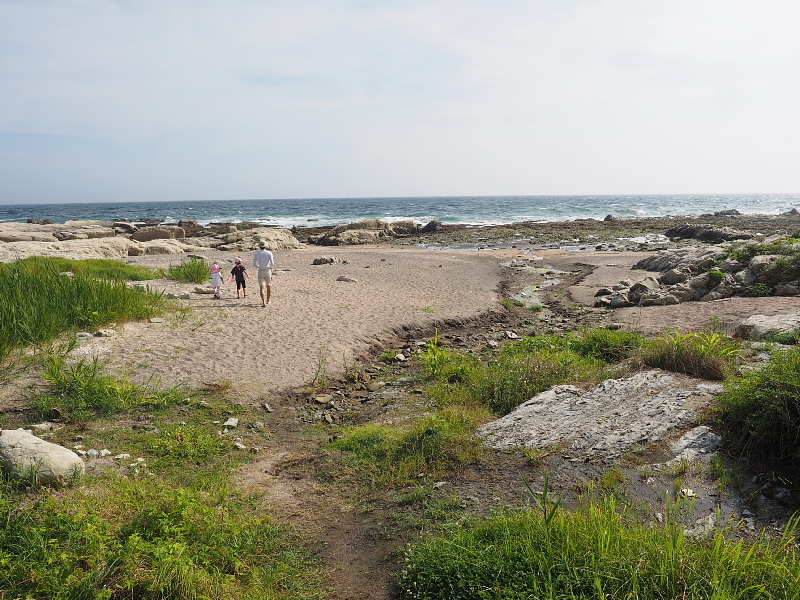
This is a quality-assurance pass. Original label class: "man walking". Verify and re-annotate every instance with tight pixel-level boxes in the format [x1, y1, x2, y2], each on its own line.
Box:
[252, 243, 275, 307]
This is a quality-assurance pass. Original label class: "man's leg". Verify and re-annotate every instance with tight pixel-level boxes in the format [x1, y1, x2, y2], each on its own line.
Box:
[266, 284, 272, 304]
[259, 283, 267, 307]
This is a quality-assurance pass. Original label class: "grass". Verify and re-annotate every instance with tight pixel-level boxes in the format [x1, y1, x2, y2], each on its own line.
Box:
[726, 239, 800, 287]
[0, 257, 167, 362]
[764, 328, 800, 345]
[166, 256, 211, 283]
[398, 494, 800, 599]
[640, 328, 740, 380]
[0, 476, 323, 600]
[34, 355, 187, 422]
[423, 328, 640, 416]
[0, 256, 158, 282]
[330, 407, 486, 485]
[718, 345, 800, 460]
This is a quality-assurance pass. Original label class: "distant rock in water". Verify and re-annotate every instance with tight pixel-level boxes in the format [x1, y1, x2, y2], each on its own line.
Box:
[713, 209, 741, 216]
[309, 219, 436, 245]
[27, 218, 53, 225]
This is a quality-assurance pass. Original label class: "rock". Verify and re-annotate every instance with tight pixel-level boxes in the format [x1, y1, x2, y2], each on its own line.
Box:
[668, 425, 722, 464]
[633, 247, 727, 272]
[665, 223, 753, 242]
[594, 287, 613, 297]
[420, 220, 442, 233]
[748, 255, 780, 275]
[733, 268, 758, 286]
[131, 226, 185, 242]
[149, 318, 164, 323]
[314, 395, 334, 404]
[0, 429, 85, 487]
[638, 291, 680, 306]
[194, 286, 217, 294]
[603, 214, 615, 221]
[223, 417, 239, 428]
[714, 209, 741, 216]
[367, 381, 387, 392]
[478, 371, 709, 460]
[718, 257, 745, 273]
[312, 256, 341, 265]
[782, 208, 800, 216]
[30, 422, 62, 432]
[627, 277, 661, 304]
[233, 442, 247, 450]
[312, 219, 421, 246]
[734, 312, 800, 340]
[775, 283, 800, 296]
[336, 276, 358, 282]
[95, 329, 115, 337]
[658, 268, 690, 285]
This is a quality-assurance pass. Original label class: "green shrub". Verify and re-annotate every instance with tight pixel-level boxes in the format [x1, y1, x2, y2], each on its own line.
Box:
[719, 346, 800, 459]
[748, 283, 773, 297]
[706, 269, 725, 286]
[640, 329, 740, 380]
[167, 256, 210, 283]
[399, 496, 800, 599]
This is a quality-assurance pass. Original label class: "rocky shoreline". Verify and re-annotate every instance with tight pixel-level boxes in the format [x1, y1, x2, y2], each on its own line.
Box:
[2, 210, 800, 263]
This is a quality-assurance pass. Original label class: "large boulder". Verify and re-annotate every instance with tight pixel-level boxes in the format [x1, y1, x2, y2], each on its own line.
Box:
[734, 312, 800, 340]
[478, 371, 717, 460]
[311, 219, 426, 246]
[0, 429, 84, 487]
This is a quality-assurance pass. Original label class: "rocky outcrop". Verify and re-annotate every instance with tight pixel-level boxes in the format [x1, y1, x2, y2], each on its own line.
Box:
[309, 219, 438, 245]
[130, 226, 185, 242]
[734, 312, 800, 340]
[597, 243, 800, 307]
[0, 429, 84, 487]
[0, 219, 293, 261]
[478, 371, 721, 461]
[666, 223, 753, 242]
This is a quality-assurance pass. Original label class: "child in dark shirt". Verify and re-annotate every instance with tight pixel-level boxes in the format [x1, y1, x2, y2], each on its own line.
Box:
[230, 258, 248, 299]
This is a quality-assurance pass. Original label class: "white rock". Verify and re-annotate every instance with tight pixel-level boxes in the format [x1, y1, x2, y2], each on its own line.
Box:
[0, 429, 85, 487]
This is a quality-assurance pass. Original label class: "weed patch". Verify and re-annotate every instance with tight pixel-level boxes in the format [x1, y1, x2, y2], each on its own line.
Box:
[166, 256, 210, 283]
[640, 329, 740, 380]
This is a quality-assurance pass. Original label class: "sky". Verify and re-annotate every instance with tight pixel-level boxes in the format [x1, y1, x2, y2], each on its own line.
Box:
[1, 0, 799, 204]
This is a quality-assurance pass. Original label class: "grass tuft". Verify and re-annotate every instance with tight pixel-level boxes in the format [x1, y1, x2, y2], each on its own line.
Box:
[640, 329, 740, 380]
[166, 256, 211, 283]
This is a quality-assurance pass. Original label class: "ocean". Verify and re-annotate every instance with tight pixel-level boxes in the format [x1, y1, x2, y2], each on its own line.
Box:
[0, 194, 798, 228]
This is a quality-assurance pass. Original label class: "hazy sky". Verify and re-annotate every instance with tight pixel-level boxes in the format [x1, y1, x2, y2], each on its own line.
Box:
[1, 0, 799, 204]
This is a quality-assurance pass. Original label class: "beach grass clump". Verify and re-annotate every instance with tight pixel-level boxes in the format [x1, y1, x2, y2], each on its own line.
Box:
[726, 239, 800, 286]
[398, 496, 800, 599]
[0, 258, 166, 361]
[565, 327, 644, 362]
[149, 425, 227, 463]
[640, 329, 740, 380]
[330, 407, 485, 484]
[34, 356, 186, 421]
[717, 346, 800, 460]
[0, 477, 322, 600]
[166, 256, 211, 283]
[0, 256, 158, 281]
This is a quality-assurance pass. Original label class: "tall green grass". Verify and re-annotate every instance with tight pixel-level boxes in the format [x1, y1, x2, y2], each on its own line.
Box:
[719, 346, 800, 460]
[167, 256, 211, 283]
[399, 495, 800, 599]
[0, 256, 158, 281]
[0, 257, 166, 361]
[0, 477, 323, 600]
[640, 329, 740, 380]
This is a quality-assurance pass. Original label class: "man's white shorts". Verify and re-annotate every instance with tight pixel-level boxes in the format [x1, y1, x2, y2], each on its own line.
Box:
[257, 268, 273, 286]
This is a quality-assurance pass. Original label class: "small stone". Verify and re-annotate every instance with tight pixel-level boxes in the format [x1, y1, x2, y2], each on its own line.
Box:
[149, 318, 164, 323]
[505, 331, 519, 339]
[223, 417, 239, 428]
[249, 447, 261, 454]
[114, 453, 131, 460]
[393, 353, 406, 362]
[99, 449, 112, 457]
[336, 276, 358, 283]
[367, 381, 387, 392]
[87, 449, 100, 458]
[314, 395, 334, 404]
[261, 403, 273, 412]
[233, 442, 247, 450]
[76, 332, 94, 339]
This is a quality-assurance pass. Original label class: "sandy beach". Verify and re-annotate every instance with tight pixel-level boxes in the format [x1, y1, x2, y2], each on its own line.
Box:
[75, 245, 504, 402]
[62, 239, 800, 406]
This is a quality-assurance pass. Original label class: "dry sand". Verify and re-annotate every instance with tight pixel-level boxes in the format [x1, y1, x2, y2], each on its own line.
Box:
[70, 244, 798, 403]
[76, 245, 504, 402]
